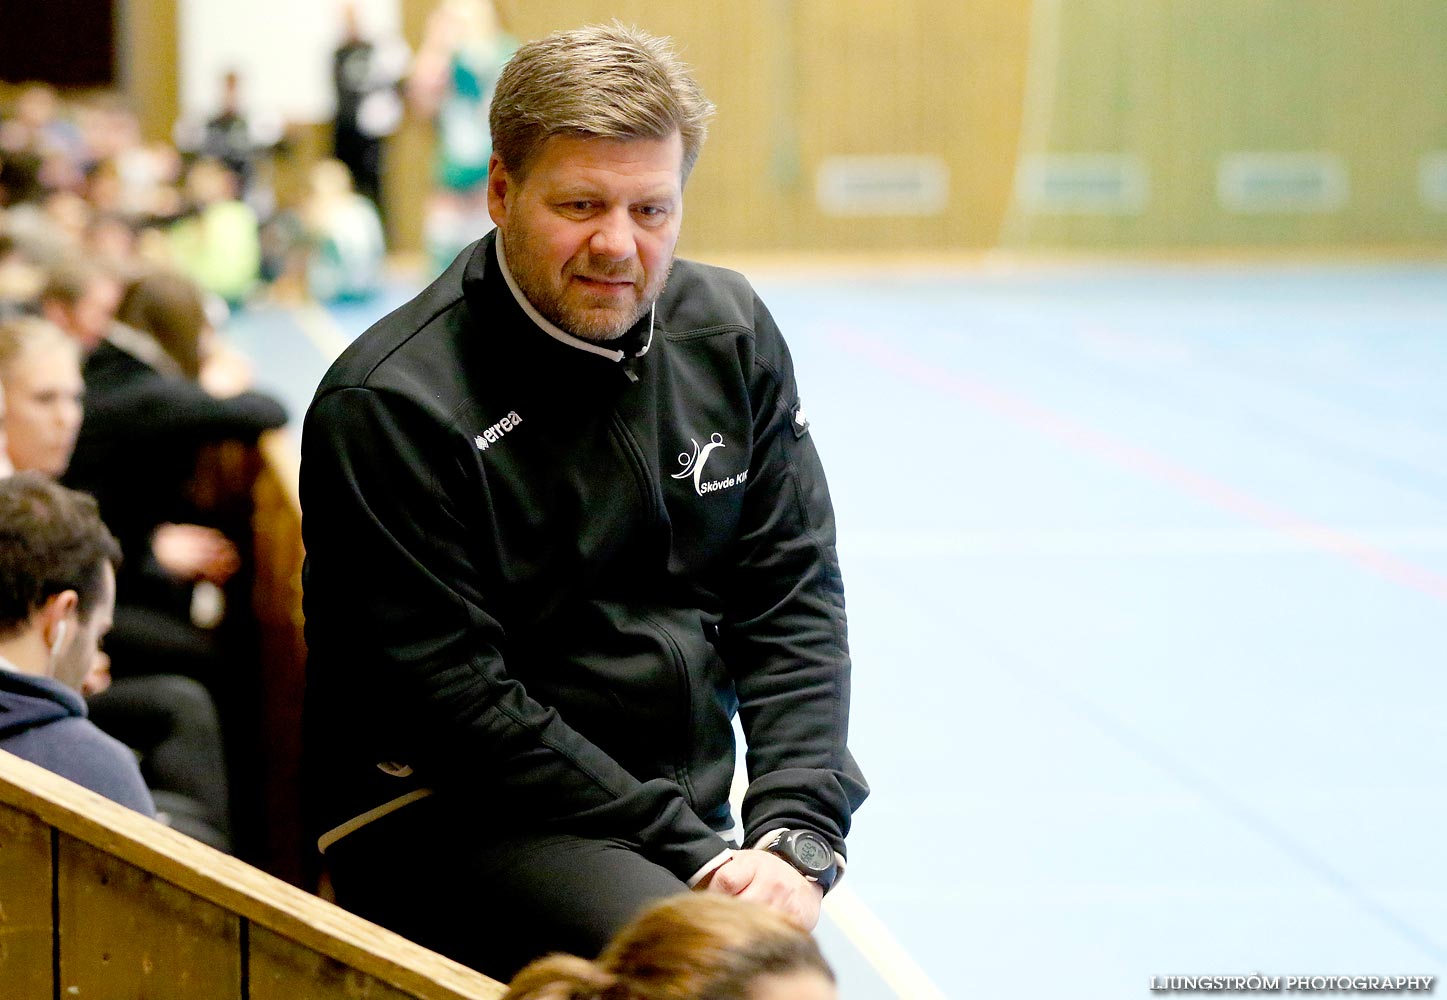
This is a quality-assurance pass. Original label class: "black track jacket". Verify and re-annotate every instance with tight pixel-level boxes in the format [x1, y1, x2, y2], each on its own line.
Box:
[301, 233, 867, 881]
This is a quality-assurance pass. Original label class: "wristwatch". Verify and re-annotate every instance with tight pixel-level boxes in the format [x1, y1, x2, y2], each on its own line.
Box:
[761, 829, 838, 894]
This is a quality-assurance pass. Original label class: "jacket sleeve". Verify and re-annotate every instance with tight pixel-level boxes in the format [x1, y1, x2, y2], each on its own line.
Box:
[86, 373, 288, 442]
[301, 385, 727, 879]
[717, 302, 869, 858]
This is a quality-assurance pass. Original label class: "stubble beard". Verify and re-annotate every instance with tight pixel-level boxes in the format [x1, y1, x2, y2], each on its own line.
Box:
[504, 219, 671, 343]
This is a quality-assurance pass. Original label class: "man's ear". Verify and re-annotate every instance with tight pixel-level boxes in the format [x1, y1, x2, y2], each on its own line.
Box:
[487, 153, 510, 229]
[39, 590, 79, 652]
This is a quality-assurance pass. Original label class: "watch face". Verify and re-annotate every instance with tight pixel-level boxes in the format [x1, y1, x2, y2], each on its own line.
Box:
[793, 832, 833, 873]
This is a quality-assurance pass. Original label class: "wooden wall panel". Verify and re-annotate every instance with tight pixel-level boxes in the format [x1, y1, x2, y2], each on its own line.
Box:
[250, 925, 417, 1000]
[0, 803, 52, 1000]
[791, 0, 1030, 251]
[1005, 0, 1447, 248]
[57, 835, 242, 999]
[119, 0, 180, 143]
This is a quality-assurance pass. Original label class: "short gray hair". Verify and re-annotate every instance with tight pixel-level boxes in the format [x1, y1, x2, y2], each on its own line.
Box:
[489, 23, 715, 183]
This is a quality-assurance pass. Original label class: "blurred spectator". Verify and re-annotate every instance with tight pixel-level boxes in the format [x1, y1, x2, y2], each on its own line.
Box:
[1, 153, 77, 270]
[303, 159, 385, 302]
[168, 158, 261, 307]
[332, 1, 409, 224]
[83, 213, 142, 271]
[0, 317, 82, 478]
[62, 271, 286, 685]
[407, 0, 515, 273]
[172, 68, 285, 227]
[0, 84, 86, 194]
[40, 259, 123, 351]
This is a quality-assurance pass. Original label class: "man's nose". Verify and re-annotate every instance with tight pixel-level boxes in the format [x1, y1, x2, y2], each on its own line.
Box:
[588, 208, 636, 260]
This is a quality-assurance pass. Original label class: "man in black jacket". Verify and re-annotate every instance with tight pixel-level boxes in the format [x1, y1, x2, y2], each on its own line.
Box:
[301, 23, 867, 979]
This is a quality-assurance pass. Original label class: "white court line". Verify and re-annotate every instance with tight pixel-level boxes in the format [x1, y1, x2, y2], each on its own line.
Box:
[728, 772, 945, 999]
[291, 303, 353, 363]
[822, 887, 947, 1000]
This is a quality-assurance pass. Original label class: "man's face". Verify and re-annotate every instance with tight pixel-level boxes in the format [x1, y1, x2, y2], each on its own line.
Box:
[488, 132, 684, 342]
[4, 345, 84, 478]
[53, 562, 114, 693]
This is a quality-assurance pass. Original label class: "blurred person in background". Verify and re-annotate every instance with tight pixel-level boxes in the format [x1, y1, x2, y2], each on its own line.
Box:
[40, 258, 123, 353]
[0, 317, 83, 479]
[407, 0, 516, 274]
[302, 158, 385, 303]
[173, 69, 283, 216]
[331, 1, 409, 228]
[0, 152, 78, 271]
[168, 157, 262, 308]
[62, 271, 286, 690]
[0, 84, 86, 194]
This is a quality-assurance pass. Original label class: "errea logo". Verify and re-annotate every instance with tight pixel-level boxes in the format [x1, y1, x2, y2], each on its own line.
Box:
[672, 432, 748, 496]
[475, 411, 523, 451]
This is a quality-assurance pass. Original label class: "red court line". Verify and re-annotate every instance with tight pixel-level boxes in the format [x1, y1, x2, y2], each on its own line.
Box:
[833, 327, 1447, 606]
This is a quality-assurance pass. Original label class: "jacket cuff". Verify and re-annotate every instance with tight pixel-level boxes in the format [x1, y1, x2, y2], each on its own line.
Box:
[686, 848, 736, 888]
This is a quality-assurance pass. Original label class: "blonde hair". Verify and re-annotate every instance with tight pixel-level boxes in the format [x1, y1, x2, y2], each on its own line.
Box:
[0, 316, 80, 381]
[489, 23, 715, 184]
[503, 894, 834, 1000]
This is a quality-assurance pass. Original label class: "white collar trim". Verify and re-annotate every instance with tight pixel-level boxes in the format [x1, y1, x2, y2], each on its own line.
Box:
[495, 231, 654, 362]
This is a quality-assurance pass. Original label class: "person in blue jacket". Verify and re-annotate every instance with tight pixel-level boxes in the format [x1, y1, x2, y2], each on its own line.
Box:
[0, 472, 154, 816]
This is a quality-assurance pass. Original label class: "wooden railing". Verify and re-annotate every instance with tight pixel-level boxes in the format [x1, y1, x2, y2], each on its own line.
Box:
[0, 748, 505, 999]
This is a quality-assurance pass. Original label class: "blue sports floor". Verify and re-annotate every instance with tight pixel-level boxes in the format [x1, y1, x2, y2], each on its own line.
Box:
[230, 259, 1447, 998]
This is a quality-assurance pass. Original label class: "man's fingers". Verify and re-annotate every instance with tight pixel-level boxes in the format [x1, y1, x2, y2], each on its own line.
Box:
[707, 859, 751, 895]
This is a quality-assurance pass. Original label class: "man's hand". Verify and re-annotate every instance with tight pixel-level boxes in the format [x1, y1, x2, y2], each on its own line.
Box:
[699, 849, 824, 930]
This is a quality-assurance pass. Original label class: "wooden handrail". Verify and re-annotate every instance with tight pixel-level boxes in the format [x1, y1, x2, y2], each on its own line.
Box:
[0, 749, 504, 999]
